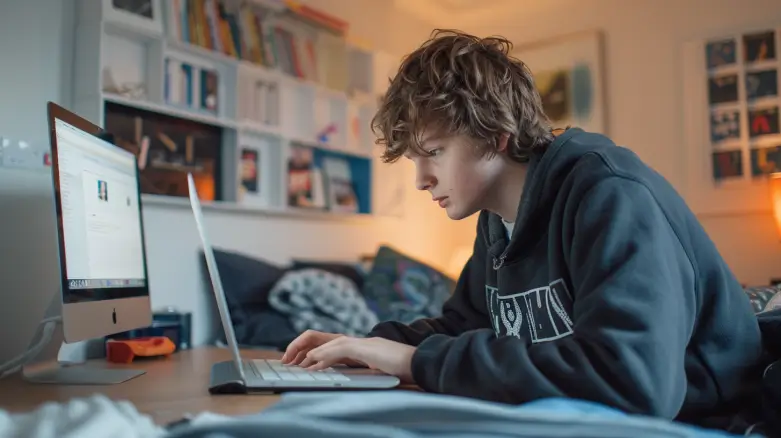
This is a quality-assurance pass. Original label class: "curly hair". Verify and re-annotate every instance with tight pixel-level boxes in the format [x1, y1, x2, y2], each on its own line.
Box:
[371, 29, 555, 164]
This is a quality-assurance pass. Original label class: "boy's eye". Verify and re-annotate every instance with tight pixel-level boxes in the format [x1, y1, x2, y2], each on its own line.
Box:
[427, 148, 442, 156]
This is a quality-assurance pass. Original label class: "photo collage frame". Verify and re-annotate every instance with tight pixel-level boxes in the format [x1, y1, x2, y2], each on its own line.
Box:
[706, 28, 781, 182]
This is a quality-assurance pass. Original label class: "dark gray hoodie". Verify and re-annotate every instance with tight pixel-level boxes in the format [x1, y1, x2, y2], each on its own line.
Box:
[368, 127, 766, 430]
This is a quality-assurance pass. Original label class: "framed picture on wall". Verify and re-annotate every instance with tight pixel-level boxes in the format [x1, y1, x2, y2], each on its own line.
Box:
[102, 0, 164, 35]
[511, 30, 608, 134]
[681, 25, 781, 217]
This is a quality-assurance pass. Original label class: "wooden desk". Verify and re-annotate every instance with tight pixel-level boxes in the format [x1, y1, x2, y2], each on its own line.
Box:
[0, 347, 283, 425]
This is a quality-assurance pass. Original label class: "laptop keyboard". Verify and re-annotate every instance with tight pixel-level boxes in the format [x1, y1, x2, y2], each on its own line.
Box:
[247, 359, 350, 382]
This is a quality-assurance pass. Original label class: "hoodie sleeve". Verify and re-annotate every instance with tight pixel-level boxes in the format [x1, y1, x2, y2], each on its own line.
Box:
[366, 218, 492, 346]
[410, 177, 697, 418]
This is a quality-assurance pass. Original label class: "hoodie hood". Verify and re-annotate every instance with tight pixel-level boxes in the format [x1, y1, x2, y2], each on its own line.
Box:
[483, 128, 619, 265]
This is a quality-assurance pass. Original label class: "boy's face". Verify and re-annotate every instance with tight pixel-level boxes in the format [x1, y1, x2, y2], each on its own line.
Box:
[405, 130, 505, 220]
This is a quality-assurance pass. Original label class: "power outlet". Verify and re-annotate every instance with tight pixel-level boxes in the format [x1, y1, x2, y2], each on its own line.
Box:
[0, 136, 50, 170]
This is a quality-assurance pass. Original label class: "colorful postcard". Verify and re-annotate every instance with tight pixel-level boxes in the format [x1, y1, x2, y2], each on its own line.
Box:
[239, 148, 259, 194]
[710, 110, 741, 143]
[746, 69, 778, 100]
[287, 144, 315, 208]
[749, 106, 780, 138]
[708, 74, 739, 105]
[706, 39, 737, 69]
[751, 145, 781, 176]
[712, 150, 743, 181]
[743, 30, 776, 63]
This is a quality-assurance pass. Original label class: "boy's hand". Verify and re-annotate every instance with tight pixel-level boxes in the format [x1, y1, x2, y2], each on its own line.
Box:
[281, 330, 365, 367]
[299, 336, 416, 384]
[282, 330, 342, 363]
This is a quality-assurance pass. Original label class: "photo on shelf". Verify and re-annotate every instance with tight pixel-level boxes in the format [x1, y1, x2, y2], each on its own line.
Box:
[327, 178, 359, 213]
[708, 74, 739, 105]
[745, 69, 778, 100]
[705, 38, 737, 69]
[743, 30, 776, 63]
[712, 150, 743, 181]
[751, 145, 781, 176]
[287, 144, 317, 208]
[103, 102, 223, 200]
[239, 148, 259, 194]
[710, 110, 741, 143]
[748, 106, 780, 138]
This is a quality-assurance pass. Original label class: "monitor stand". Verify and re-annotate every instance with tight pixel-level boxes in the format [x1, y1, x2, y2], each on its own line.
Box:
[21, 292, 146, 385]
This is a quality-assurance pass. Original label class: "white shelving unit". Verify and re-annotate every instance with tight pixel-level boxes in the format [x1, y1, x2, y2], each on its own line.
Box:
[70, 0, 402, 218]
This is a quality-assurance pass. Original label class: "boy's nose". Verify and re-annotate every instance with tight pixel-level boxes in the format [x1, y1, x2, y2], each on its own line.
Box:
[415, 167, 436, 191]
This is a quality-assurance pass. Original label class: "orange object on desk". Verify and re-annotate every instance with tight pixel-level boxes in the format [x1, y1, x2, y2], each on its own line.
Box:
[106, 336, 177, 364]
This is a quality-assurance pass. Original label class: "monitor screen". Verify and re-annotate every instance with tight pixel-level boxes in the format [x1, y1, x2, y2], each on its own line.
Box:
[53, 118, 148, 303]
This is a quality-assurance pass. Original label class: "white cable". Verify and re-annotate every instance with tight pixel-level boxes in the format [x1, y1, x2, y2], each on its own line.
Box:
[0, 316, 62, 378]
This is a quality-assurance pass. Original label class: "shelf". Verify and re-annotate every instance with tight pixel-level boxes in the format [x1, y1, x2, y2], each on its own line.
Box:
[72, 0, 405, 219]
[140, 193, 372, 221]
[102, 93, 237, 128]
[238, 121, 284, 138]
[102, 93, 373, 158]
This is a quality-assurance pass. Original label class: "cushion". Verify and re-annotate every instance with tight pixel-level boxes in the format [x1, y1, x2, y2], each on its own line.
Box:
[268, 268, 379, 337]
[199, 248, 287, 345]
[208, 248, 286, 307]
[745, 285, 781, 314]
[290, 260, 367, 290]
[362, 245, 456, 325]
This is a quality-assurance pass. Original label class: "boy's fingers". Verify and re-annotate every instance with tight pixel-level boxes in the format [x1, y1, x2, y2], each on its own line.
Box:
[281, 331, 319, 362]
[299, 356, 317, 368]
[306, 360, 333, 371]
[291, 350, 308, 365]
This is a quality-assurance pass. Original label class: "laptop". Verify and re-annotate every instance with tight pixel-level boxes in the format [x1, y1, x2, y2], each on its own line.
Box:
[186, 173, 401, 394]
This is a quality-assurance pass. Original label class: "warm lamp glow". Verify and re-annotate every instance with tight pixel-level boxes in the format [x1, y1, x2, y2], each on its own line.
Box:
[770, 173, 781, 240]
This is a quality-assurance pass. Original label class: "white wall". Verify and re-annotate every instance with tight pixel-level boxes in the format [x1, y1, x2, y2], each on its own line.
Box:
[0, 0, 459, 363]
[0, 0, 76, 365]
[445, 0, 781, 286]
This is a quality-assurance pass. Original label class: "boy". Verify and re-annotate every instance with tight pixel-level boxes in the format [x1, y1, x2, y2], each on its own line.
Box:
[281, 29, 767, 432]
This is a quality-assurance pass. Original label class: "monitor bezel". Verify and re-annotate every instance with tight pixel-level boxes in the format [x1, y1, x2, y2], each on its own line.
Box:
[46, 102, 152, 343]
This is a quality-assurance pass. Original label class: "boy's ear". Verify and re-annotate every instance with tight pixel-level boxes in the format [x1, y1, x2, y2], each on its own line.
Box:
[496, 133, 510, 152]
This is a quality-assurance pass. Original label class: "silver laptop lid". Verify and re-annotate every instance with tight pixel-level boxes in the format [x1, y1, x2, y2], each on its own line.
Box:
[187, 173, 247, 381]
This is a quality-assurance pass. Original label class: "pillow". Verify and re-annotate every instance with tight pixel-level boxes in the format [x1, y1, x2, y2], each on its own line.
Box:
[201, 248, 286, 307]
[745, 285, 781, 314]
[290, 260, 366, 290]
[268, 268, 379, 337]
[362, 245, 456, 325]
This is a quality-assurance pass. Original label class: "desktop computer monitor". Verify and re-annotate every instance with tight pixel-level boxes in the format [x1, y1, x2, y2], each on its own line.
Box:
[46, 102, 152, 343]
